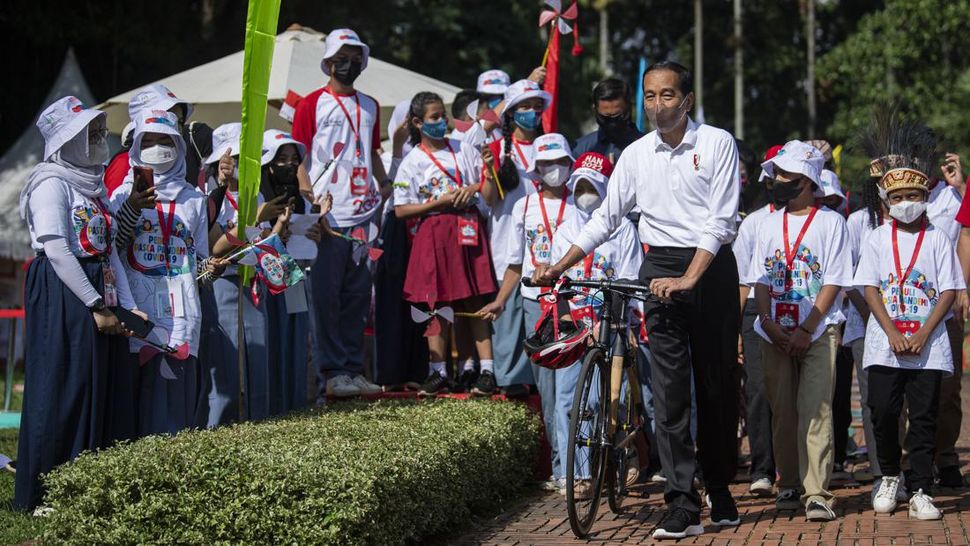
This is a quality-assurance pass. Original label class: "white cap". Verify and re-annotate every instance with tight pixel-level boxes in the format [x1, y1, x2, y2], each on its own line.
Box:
[127, 83, 194, 121]
[36, 96, 106, 161]
[206, 122, 242, 164]
[568, 152, 613, 198]
[528, 133, 574, 172]
[760, 139, 824, 186]
[261, 129, 306, 166]
[321, 28, 370, 76]
[501, 79, 552, 117]
[815, 169, 846, 200]
[476, 69, 511, 95]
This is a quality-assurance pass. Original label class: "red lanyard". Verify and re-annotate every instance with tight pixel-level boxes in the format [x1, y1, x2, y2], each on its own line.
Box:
[892, 218, 927, 314]
[155, 200, 177, 274]
[93, 198, 113, 256]
[419, 142, 463, 188]
[526, 191, 568, 265]
[225, 190, 238, 211]
[783, 207, 818, 270]
[325, 87, 362, 158]
[512, 139, 531, 172]
[582, 253, 594, 278]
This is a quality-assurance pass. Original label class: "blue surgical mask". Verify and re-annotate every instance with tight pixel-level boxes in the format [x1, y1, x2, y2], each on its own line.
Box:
[487, 97, 502, 109]
[420, 118, 448, 140]
[513, 109, 541, 131]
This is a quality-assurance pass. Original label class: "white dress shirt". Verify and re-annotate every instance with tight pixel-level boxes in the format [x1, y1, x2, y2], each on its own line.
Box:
[575, 117, 741, 256]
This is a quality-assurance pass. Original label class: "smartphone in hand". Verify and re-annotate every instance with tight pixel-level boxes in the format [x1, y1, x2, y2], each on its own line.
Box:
[113, 306, 154, 339]
[133, 166, 154, 192]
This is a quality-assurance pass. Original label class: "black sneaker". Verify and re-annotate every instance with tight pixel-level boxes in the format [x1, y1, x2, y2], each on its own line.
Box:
[652, 507, 704, 540]
[471, 370, 497, 396]
[706, 488, 740, 527]
[418, 371, 451, 396]
[456, 369, 477, 393]
[502, 384, 530, 398]
[937, 465, 965, 488]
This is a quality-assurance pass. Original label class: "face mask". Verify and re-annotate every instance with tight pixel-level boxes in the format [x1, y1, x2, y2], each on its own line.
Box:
[59, 128, 108, 167]
[889, 200, 927, 224]
[575, 192, 602, 213]
[269, 163, 299, 198]
[420, 118, 448, 140]
[140, 144, 177, 173]
[538, 164, 569, 187]
[771, 179, 805, 204]
[331, 59, 363, 85]
[646, 97, 688, 134]
[487, 97, 502, 109]
[513, 109, 541, 131]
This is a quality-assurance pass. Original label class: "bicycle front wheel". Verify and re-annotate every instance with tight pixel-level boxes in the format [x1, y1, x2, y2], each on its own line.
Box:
[566, 347, 609, 538]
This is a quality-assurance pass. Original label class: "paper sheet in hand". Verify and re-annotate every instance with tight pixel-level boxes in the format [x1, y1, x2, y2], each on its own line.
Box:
[289, 214, 320, 235]
[286, 235, 318, 260]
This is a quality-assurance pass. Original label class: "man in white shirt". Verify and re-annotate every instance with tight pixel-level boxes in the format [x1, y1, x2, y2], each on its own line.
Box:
[544, 61, 741, 539]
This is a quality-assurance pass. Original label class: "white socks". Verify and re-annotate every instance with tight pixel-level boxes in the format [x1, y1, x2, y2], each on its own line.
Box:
[480, 359, 494, 374]
[430, 361, 447, 377]
[462, 359, 475, 372]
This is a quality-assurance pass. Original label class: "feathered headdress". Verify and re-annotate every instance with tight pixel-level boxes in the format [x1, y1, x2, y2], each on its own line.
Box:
[859, 105, 937, 195]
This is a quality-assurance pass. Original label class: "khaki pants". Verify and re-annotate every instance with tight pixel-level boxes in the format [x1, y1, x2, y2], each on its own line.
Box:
[761, 326, 838, 506]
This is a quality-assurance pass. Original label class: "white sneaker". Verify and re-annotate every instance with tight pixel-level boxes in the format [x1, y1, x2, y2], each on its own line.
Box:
[750, 477, 774, 497]
[909, 489, 942, 520]
[872, 475, 900, 513]
[327, 375, 361, 398]
[351, 375, 382, 395]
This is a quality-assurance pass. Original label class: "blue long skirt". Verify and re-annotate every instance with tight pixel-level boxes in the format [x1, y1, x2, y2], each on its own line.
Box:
[139, 354, 202, 435]
[15, 256, 128, 511]
[265, 279, 310, 416]
[206, 274, 269, 425]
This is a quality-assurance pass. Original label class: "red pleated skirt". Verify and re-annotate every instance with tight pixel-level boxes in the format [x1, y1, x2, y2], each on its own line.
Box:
[403, 211, 498, 305]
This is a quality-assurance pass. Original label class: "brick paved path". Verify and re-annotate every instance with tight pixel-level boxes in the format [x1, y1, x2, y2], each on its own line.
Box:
[452, 377, 970, 545]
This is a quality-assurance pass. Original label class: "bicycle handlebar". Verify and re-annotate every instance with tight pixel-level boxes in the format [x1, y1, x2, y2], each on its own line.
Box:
[521, 277, 652, 296]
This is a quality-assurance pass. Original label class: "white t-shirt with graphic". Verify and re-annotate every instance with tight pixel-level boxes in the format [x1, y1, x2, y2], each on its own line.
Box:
[487, 138, 539, 279]
[393, 138, 483, 208]
[734, 204, 774, 298]
[111, 184, 208, 356]
[747, 207, 853, 342]
[927, 182, 962, 244]
[507, 192, 576, 301]
[843, 209, 888, 345]
[27, 179, 115, 258]
[854, 222, 964, 374]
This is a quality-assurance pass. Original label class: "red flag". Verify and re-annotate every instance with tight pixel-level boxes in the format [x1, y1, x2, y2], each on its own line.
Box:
[542, 28, 561, 133]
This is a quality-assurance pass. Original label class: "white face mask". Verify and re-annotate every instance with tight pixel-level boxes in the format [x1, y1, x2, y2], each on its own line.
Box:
[888, 200, 927, 224]
[538, 164, 569, 187]
[140, 144, 177, 173]
[575, 192, 602, 213]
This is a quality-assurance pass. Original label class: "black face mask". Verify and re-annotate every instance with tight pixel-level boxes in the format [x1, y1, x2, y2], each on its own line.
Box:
[268, 164, 300, 200]
[595, 113, 636, 146]
[332, 59, 363, 85]
[771, 179, 805, 204]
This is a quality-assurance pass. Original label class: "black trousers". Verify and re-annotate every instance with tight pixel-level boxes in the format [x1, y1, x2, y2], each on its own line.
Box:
[868, 366, 942, 494]
[741, 301, 775, 482]
[832, 344, 855, 466]
[641, 246, 741, 514]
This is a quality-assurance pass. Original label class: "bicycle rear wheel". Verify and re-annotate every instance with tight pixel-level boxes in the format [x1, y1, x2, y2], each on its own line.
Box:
[566, 347, 609, 538]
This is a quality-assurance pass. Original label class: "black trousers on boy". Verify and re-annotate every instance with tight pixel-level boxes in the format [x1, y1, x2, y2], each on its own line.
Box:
[640, 246, 741, 515]
[741, 301, 776, 483]
[868, 366, 943, 494]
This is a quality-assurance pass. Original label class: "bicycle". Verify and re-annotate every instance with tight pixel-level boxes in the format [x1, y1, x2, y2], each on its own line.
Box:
[522, 277, 652, 539]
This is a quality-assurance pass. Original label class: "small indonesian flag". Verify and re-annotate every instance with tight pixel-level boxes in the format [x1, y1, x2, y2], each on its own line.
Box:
[279, 90, 303, 123]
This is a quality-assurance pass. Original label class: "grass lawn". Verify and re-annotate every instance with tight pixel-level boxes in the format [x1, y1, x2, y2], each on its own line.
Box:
[1, 429, 44, 546]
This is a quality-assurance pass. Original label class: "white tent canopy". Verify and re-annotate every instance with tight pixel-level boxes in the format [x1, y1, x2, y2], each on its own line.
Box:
[98, 27, 462, 139]
[0, 49, 97, 260]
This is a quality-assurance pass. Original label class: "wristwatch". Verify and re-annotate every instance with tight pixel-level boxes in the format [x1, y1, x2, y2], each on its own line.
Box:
[89, 298, 106, 312]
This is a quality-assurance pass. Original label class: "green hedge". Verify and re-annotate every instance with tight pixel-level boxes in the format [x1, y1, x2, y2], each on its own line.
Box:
[40, 399, 539, 545]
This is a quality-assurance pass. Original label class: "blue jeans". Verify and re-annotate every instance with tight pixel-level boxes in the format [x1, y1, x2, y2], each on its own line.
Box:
[492, 288, 534, 386]
[523, 297, 558, 478]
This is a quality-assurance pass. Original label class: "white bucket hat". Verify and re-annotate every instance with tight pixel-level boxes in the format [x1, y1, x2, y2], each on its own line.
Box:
[205, 122, 242, 165]
[477, 69, 511, 95]
[501, 79, 552, 117]
[36, 96, 106, 161]
[320, 28, 370, 76]
[127, 83, 194, 121]
[528, 133, 574, 172]
[261, 130, 306, 166]
[815, 168, 846, 200]
[760, 139, 824, 186]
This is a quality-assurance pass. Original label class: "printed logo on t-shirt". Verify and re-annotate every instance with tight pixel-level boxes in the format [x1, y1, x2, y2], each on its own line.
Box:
[72, 204, 109, 257]
[879, 269, 938, 324]
[418, 165, 461, 203]
[762, 243, 823, 301]
[565, 251, 614, 314]
[127, 214, 196, 276]
[526, 224, 554, 265]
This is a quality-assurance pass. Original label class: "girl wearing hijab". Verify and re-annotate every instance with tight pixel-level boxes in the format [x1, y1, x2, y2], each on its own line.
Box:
[110, 109, 211, 436]
[16, 96, 138, 511]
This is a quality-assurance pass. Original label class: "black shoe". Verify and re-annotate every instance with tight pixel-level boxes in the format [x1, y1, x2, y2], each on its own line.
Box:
[706, 488, 740, 527]
[456, 369, 477, 393]
[471, 370, 497, 396]
[502, 384, 530, 398]
[418, 371, 451, 396]
[937, 465, 964, 488]
[652, 507, 704, 540]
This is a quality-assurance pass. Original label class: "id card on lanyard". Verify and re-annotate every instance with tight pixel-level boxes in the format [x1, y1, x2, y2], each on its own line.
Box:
[326, 88, 369, 196]
[419, 142, 478, 246]
[155, 201, 185, 319]
[93, 198, 118, 307]
[529, 192, 568, 310]
[775, 207, 817, 330]
[891, 218, 927, 335]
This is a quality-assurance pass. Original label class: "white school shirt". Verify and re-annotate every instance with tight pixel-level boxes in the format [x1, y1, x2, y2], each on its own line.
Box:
[843, 209, 887, 345]
[487, 138, 539, 279]
[733, 204, 774, 298]
[393, 138, 483, 208]
[854, 223, 965, 374]
[293, 87, 382, 228]
[927, 181, 962, 244]
[747, 207, 853, 342]
[506, 191, 576, 300]
[213, 189, 266, 276]
[575, 118, 740, 256]
[111, 182, 208, 356]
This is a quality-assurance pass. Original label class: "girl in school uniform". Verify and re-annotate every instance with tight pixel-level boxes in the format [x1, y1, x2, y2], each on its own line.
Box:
[393, 91, 498, 395]
[203, 123, 289, 425]
[16, 96, 138, 511]
[481, 79, 551, 396]
[480, 132, 577, 486]
[110, 109, 211, 436]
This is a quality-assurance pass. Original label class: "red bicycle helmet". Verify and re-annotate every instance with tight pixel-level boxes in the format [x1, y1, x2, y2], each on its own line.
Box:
[524, 280, 591, 370]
